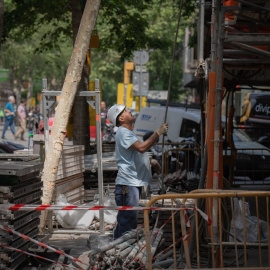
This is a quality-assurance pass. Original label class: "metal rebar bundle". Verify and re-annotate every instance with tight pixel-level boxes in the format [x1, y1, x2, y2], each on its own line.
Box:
[129, 228, 160, 268]
[88, 228, 173, 270]
[155, 249, 174, 262]
[123, 236, 146, 266]
[105, 248, 116, 256]
[116, 238, 137, 252]
[89, 230, 142, 257]
[116, 246, 133, 260]
[142, 229, 164, 265]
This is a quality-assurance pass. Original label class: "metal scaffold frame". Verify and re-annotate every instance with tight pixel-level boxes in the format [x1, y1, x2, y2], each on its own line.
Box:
[42, 78, 105, 234]
[194, 0, 270, 264]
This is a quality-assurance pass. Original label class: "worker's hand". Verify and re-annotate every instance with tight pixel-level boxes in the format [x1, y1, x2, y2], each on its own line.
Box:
[151, 159, 161, 174]
[156, 123, 168, 136]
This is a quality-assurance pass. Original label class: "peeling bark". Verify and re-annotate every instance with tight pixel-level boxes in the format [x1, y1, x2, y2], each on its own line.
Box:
[39, 0, 101, 234]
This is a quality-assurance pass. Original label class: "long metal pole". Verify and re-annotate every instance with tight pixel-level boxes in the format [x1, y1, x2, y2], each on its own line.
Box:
[198, 0, 205, 63]
[124, 60, 127, 107]
[198, 0, 206, 169]
[42, 78, 48, 154]
[95, 79, 104, 234]
[189, 0, 206, 260]
[161, 0, 184, 194]
[211, 0, 217, 72]
[139, 51, 142, 111]
[213, 3, 225, 242]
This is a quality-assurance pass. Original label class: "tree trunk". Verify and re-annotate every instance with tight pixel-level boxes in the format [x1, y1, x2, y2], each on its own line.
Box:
[71, 0, 91, 155]
[72, 62, 91, 154]
[39, 0, 101, 234]
[0, 0, 4, 59]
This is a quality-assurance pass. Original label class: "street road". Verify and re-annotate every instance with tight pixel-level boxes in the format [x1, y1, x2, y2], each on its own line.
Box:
[0, 122, 28, 148]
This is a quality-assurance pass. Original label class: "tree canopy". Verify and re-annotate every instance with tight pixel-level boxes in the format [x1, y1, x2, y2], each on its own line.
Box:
[1, 0, 197, 104]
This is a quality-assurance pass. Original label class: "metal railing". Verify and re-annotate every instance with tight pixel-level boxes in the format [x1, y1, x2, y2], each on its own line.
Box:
[161, 142, 270, 186]
[163, 142, 200, 175]
[144, 190, 270, 269]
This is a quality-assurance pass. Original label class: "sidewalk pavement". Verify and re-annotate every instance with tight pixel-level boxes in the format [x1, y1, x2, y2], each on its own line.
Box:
[0, 122, 29, 148]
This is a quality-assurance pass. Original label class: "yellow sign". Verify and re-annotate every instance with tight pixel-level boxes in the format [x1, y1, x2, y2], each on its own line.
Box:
[37, 93, 42, 101]
[124, 62, 134, 84]
[27, 97, 36, 108]
[135, 96, 146, 112]
[117, 83, 133, 107]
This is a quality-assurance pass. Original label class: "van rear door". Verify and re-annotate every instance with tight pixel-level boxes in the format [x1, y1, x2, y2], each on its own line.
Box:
[133, 107, 162, 140]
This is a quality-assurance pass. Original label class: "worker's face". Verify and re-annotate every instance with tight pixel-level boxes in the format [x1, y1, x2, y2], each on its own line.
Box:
[119, 109, 135, 124]
[101, 102, 106, 110]
[10, 98, 15, 104]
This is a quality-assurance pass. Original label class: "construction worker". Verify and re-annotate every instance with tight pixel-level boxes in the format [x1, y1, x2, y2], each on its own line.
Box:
[107, 104, 168, 239]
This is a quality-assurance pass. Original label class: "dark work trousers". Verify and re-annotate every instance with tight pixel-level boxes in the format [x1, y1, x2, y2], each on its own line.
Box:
[114, 185, 142, 239]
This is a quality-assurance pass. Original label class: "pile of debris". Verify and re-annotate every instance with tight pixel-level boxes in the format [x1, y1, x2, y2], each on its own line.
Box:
[53, 195, 117, 231]
[75, 229, 174, 270]
[0, 154, 43, 270]
[164, 169, 200, 192]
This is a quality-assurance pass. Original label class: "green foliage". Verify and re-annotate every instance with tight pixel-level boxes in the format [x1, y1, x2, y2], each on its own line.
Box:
[3, 0, 72, 52]
[1, 0, 197, 104]
[1, 22, 72, 95]
[92, 0, 198, 104]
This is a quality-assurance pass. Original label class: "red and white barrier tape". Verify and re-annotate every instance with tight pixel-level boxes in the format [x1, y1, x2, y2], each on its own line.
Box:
[0, 244, 82, 270]
[0, 224, 89, 267]
[0, 204, 212, 223]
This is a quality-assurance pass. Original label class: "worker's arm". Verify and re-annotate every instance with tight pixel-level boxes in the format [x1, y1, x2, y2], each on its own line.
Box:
[129, 123, 168, 153]
[150, 158, 161, 174]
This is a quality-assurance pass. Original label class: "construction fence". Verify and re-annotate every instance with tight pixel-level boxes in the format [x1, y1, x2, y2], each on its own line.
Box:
[144, 190, 270, 269]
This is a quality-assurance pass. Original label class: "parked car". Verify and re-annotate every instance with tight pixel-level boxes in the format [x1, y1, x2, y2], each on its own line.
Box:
[134, 105, 270, 182]
[224, 128, 270, 182]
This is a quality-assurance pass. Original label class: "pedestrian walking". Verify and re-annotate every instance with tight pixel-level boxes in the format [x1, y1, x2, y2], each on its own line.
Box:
[14, 99, 27, 141]
[107, 104, 168, 239]
[101, 101, 108, 137]
[1, 96, 16, 140]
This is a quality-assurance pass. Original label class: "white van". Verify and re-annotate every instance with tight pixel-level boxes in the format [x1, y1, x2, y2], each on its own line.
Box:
[133, 106, 201, 142]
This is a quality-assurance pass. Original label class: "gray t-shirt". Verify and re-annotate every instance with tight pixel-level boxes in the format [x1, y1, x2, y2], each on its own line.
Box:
[115, 126, 152, 186]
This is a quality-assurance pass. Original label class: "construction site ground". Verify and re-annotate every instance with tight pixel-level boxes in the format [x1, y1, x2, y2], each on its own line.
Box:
[1, 124, 270, 269]
[32, 184, 270, 269]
